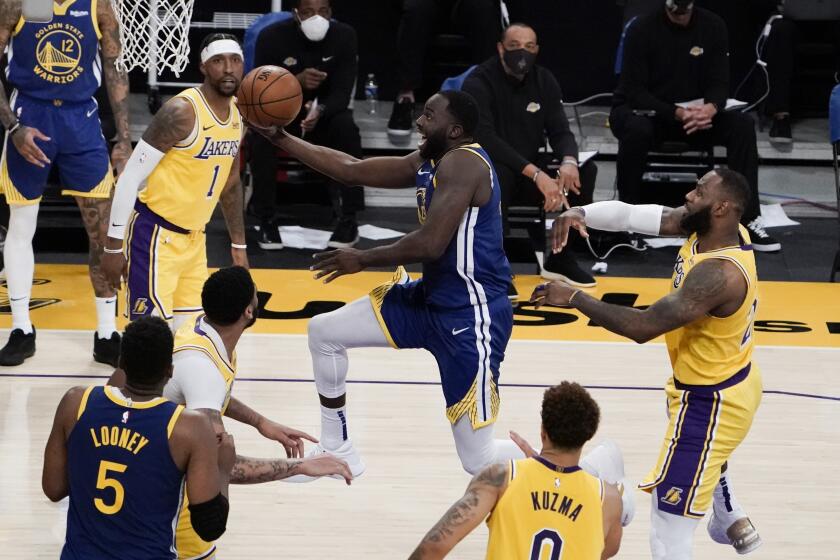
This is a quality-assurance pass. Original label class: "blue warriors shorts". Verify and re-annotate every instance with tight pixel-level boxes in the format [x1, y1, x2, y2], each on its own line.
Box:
[125, 202, 207, 321]
[0, 92, 113, 205]
[639, 364, 762, 517]
[370, 270, 514, 429]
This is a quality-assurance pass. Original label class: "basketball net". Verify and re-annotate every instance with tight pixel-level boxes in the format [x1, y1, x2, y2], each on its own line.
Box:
[114, 0, 195, 76]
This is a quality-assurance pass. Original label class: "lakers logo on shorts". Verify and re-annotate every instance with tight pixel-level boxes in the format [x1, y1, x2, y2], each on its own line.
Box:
[661, 486, 684, 506]
[133, 298, 150, 316]
[35, 25, 84, 83]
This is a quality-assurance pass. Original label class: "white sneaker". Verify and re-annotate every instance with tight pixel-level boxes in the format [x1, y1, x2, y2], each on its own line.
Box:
[707, 509, 762, 554]
[283, 440, 366, 483]
[580, 440, 635, 527]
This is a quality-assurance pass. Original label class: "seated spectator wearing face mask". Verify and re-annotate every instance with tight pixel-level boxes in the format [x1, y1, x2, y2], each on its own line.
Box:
[250, 0, 365, 250]
[463, 23, 598, 288]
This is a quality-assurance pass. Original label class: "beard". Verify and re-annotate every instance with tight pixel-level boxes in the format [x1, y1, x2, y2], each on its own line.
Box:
[419, 129, 448, 160]
[679, 205, 712, 236]
[211, 78, 239, 98]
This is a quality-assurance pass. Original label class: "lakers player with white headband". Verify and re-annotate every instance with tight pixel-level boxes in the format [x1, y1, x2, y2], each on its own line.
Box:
[102, 34, 249, 331]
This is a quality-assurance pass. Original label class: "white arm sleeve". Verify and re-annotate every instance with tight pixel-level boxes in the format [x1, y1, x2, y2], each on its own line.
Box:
[107, 139, 166, 240]
[580, 201, 664, 236]
[168, 351, 228, 411]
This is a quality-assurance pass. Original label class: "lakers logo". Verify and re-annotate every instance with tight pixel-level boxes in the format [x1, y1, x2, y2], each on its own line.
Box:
[660, 486, 683, 506]
[34, 24, 85, 83]
[416, 187, 428, 224]
[673, 255, 685, 289]
[132, 298, 150, 316]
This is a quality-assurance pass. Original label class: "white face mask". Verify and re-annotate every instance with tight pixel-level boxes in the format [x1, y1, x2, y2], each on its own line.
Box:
[299, 14, 329, 42]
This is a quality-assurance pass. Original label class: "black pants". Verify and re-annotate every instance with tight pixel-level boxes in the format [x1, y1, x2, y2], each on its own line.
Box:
[396, 0, 503, 91]
[765, 18, 840, 116]
[495, 160, 597, 254]
[249, 109, 365, 222]
[610, 105, 760, 223]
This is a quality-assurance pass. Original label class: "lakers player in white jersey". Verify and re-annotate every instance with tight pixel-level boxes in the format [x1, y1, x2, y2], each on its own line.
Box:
[410, 382, 624, 559]
[535, 169, 763, 559]
[101, 33, 248, 331]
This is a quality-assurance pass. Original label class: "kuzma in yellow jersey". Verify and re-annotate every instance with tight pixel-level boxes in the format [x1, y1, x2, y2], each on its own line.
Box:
[102, 34, 248, 326]
[536, 169, 764, 557]
[410, 383, 624, 559]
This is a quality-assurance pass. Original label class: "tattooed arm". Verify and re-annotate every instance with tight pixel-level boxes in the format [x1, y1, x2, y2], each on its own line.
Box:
[563, 259, 745, 344]
[97, 0, 131, 174]
[196, 408, 352, 484]
[218, 150, 248, 267]
[409, 463, 508, 559]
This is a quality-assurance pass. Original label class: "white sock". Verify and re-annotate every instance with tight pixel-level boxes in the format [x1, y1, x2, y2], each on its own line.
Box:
[95, 296, 117, 338]
[712, 468, 745, 525]
[320, 405, 348, 450]
[6, 204, 39, 334]
[10, 296, 33, 333]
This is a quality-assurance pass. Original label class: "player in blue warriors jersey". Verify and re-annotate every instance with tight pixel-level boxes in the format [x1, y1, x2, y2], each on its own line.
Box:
[410, 382, 624, 560]
[0, 0, 132, 367]
[535, 169, 763, 559]
[248, 90, 522, 479]
[42, 316, 235, 559]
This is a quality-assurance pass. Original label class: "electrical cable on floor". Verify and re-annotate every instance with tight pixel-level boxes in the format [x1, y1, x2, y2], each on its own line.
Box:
[584, 234, 647, 262]
[761, 191, 838, 212]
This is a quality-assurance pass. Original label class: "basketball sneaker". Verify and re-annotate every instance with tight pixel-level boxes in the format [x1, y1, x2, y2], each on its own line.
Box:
[541, 252, 596, 288]
[387, 98, 414, 136]
[328, 216, 360, 248]
[0, 327, 36, 366]
[579, 439, 635, 527]
[93, 332, 121, 368]
[258, 219, 284, 250]
[283, 439, 366, 483]
[745, 218, 781, 252]
[707, 509, 762, 554]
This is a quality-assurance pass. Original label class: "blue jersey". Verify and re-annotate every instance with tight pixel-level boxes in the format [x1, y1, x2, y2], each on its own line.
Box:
[6, 0, 102, 102]
[415, 143, 511, 309]
[62, 386, 186, 560]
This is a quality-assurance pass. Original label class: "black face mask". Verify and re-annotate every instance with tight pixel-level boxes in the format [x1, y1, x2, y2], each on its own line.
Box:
[502, 48, 536, 76]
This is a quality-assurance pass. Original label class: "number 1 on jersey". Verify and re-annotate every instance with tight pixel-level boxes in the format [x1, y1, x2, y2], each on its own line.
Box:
[206, 165, 220, 198]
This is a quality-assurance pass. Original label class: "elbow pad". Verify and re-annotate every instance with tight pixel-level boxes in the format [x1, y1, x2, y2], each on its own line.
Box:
[188, 492, 229, 542]
[107, 139, 165, 240]
[581, 201, 663, 236]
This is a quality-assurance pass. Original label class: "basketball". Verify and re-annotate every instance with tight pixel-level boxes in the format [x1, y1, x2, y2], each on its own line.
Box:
[237, 65, 302, 128]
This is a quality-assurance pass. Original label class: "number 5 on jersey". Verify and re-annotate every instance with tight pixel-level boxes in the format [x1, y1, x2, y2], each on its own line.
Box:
[94, 460, 128, 515]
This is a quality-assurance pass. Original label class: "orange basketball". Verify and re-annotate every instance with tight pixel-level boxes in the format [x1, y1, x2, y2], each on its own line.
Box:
[237, 65, 302, 128]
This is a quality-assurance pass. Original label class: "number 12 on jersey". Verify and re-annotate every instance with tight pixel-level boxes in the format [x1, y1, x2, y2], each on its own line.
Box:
[530, 528, 564, 560]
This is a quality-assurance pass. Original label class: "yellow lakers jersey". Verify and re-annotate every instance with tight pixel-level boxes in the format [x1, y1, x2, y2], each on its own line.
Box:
[171, 313, 238, 559]
[666, 224, 759, 386]
[139, 87, 242, 231]
[486, 458, 605, 560]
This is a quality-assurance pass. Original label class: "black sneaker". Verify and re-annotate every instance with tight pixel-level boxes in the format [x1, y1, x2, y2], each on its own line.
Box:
[93, 332, 121, 368]
[258, 220, 283, 250]
[745, 218, 781, 252]
[0, 327, 36, 366]
[768, 116, 792, 144]
[328, 217, 360, 248]
[541, 252, 596, 288]
[387, 99, 414, 136]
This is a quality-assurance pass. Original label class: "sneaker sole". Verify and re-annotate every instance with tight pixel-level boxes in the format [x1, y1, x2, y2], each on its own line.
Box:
[768, 136, 792, 144]
[540, 269, 596, 288]
[93, 352, 119, 368]
[0, 347, 35, 367]
[386, 128, 412, 137]
[750, 242, 781, 252]
[735, 535, 763, 555]
[257, 242, 284, 250]
[327, 236, 360, 249]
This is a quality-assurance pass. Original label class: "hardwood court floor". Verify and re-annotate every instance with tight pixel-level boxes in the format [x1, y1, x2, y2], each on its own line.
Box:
[1, 330, 838, 559]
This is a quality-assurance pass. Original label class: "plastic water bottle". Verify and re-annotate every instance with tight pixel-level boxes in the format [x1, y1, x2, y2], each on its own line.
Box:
[364, 73, 378, 115]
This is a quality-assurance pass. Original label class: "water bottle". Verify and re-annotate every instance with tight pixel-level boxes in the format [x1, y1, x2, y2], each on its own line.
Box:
[364, 73, 378, 115]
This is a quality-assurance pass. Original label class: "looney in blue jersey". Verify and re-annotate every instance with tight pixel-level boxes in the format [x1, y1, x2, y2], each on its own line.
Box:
[6, 0, 103, 102]
[414, 143, 511, 309]
[62, 386, 185, 560]
[368, 143, 514, 430]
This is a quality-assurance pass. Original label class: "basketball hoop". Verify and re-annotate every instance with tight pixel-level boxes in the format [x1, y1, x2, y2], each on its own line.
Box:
[114, 0, 195, 76]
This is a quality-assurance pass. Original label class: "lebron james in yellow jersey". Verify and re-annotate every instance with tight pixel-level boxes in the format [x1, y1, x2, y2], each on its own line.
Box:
[102, 33, 249, 329]
[410, 383, 623, 560]
[535, 169, 764, 559]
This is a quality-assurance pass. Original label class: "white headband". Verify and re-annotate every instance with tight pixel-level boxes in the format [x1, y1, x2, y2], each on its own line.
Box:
[201, 39, 243, 63]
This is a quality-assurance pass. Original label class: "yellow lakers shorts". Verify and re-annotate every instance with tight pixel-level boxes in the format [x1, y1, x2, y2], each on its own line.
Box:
[125, 203, 207, 320]
[639, 364, 762, 517]
[175, 495, 216, 560]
